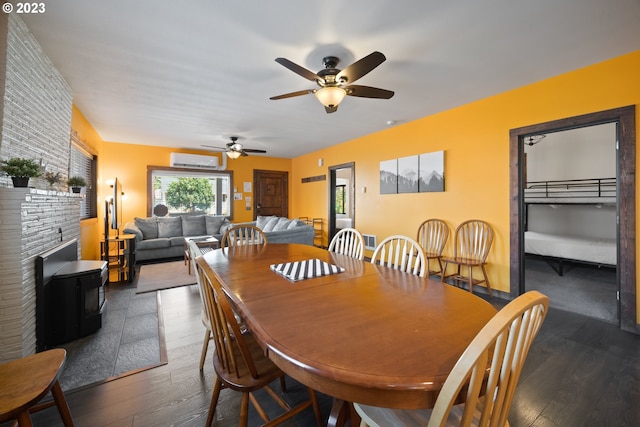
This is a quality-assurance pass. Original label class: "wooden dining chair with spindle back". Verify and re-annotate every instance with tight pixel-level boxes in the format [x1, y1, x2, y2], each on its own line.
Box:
[371, 235, 427, 277]
[416, 219, 449, 277]
[328, 227, 365, 260]
[221, 224, 268, 247]
[441, 219, 495, 296]
[194, 256, 323, 427]
[355, 290, 549, 427]
[187, 240, 214, 371]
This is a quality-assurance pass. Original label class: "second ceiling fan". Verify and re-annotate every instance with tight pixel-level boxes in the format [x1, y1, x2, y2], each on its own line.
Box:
[202, 136, 266, 159]
[270, 51, 394, 113]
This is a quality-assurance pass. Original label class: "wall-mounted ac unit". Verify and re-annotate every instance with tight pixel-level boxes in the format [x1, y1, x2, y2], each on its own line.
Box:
[170, 153, 220, 170]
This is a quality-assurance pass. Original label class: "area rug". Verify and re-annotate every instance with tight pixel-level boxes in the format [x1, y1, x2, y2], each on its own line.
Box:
[136, 260, 197, 294]
[58, 285, 167, 391]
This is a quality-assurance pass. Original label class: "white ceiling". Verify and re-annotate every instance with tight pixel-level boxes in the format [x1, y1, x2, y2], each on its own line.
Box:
[21, 0, 640, 158]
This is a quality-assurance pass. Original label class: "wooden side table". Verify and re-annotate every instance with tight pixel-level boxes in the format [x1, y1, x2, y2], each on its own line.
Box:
[100, 234, 136, 283]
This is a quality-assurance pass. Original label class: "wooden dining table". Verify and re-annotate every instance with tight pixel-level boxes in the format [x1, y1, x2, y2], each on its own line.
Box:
[201, 243, 497, 427]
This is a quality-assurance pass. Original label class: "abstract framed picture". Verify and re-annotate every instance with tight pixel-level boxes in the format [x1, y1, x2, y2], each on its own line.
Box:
[419, 150, 445, 192]
[398, 155, 419, 193]
[379, 159, 398, 194]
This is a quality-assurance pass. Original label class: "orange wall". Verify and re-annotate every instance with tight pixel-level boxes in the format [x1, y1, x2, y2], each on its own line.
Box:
[77, 50, 639, 310]
[291, 50, 640, 298]
[70, 106, 104, 260]
[98, 141, 292, 228]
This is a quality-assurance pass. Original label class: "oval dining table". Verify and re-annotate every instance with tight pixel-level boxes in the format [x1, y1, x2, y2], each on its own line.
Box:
[201, 243, 497, 427]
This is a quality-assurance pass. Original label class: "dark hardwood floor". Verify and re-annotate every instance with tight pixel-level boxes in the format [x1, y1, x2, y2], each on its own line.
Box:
[15, 283, 640, 427]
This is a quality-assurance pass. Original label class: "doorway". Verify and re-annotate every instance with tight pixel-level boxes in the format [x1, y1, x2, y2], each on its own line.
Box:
[509, 106, 637, 333]
[328, 163, 355, 243]
[253, 170, 288, 218]
[523, 124, 617, 322]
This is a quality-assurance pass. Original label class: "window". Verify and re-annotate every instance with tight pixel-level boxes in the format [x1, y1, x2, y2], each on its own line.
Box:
[70, 133, 97, 219]
[148, 167, 233, 217]
[335, 184, 346, 214]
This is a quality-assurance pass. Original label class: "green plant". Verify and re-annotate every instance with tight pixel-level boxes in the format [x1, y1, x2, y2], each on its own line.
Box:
[1, 157, 41, 178]
[67, 175, 86, 187]
[165, 177, 214, 212]
[45, 171, 62, 185]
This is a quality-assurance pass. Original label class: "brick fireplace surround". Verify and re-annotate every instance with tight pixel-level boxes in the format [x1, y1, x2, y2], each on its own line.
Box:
[0, 188, 81, 362]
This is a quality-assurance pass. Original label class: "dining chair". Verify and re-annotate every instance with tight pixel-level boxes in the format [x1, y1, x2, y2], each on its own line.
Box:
[354, 290, 549, 427]
[194, 256, 323, 427]
[328, 227, 365, 260]
[0, 348, 75, 426]
[187, 240, 213, 371]
[441, 219, 494, 296]
[416, 219, 449, 277]
[371, 235, 427, 277]
[221, 224, 268, 247]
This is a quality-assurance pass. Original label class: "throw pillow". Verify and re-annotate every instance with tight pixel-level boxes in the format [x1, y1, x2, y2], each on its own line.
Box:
[205, 215, 227, 235]
[157, 216, 183, 238]
[272, 217, 292, 231]
[256, 215, 275, 230]
[182, 215, 207, 236]
[134, 217, 158, 240]
[262, 216, 280, 232]
[287, 219, 303, 230]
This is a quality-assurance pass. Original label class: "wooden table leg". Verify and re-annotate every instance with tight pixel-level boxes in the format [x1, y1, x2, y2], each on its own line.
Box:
[51, 380, 74, 426]
[327, 399, 360, 427]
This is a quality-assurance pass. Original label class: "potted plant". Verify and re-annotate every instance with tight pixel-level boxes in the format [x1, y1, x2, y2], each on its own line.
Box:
[44, 171, 62, 187]
[67, 175, 86, 193]
[1, 157, 41, 187]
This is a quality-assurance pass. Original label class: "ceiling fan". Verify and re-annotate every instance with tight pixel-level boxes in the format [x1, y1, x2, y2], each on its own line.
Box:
[202, 136, 267, 159]
[270, 51, 394, 113]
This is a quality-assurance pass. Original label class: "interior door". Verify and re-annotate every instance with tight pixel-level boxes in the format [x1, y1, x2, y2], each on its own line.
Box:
[253, 170, 288, 218]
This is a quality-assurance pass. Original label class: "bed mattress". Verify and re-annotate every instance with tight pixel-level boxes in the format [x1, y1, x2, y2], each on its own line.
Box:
[524, 231, 616, 266]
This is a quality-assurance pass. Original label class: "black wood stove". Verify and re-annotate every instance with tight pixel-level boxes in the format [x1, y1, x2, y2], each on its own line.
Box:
[35, 239, 107, 351]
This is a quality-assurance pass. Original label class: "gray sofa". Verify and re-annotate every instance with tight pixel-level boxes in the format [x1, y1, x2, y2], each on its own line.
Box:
[231, 216, 314, 245]
[123, 215, 231, 262]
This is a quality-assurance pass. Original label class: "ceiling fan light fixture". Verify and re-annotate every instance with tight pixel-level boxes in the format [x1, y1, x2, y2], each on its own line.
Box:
[315, 86, 346, 108]
[226, 150, 241, 159]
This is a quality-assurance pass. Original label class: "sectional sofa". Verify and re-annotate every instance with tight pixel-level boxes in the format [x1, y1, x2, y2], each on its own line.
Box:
[123, 214, 315, 262]
[123, 214, 230, 262]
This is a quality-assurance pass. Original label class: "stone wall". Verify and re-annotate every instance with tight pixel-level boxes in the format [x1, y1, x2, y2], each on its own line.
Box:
[0, 15, 76, 361]
[0, 14, 73, 187]
[0, 188, 81, 361]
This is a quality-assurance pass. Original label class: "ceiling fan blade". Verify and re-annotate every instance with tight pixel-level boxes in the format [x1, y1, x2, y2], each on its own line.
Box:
[325, 105, 338, 114]
[336, 51, 386, 84]
[270, 89, 313, 100]
[242, 148, 267, 153]
[240, 150, 249, 157]
[201, 144, 227, 151]
[345, 85, 394, 99]
[275, 58, 320, 82]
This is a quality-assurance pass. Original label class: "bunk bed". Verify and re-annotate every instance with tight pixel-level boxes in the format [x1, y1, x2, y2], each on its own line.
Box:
[524, 177, 616, 204]
[524, 177, 617, 275]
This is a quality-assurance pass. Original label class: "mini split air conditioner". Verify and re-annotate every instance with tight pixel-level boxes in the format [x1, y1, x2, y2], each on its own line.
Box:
[170, 153, 220, 170]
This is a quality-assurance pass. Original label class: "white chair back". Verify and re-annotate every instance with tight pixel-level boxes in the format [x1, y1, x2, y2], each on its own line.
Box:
[328, 228, 365, 260]
[371, 235, 426, 277]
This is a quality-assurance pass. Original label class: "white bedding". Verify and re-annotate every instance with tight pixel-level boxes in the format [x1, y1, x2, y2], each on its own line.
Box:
[524, 231, 616, 266]
[336, 218, 352, 229]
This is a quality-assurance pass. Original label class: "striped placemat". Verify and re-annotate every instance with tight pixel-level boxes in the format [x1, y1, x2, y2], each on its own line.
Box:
[270, 258, 345, 282]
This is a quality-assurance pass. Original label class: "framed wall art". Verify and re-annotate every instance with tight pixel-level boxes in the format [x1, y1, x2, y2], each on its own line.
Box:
[419, 150, 445, 192]
[379, 159, 398, 194]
